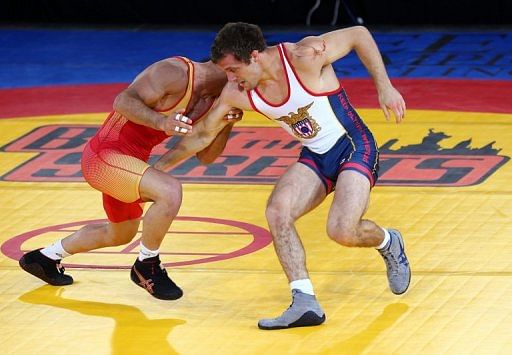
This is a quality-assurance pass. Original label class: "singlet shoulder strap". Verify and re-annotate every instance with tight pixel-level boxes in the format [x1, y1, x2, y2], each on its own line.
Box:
[278, 43, 342, 96]
[278, 44, 295, 72]
[173, 56, 195, 110]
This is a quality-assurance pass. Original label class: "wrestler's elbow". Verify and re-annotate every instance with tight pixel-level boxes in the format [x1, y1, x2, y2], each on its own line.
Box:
[351, 25, 368, 33]
[196, 150, 216, 165]
[113, 91, 128, 112]
[352, 26, 374, 45]
[113, 88, 139, 113]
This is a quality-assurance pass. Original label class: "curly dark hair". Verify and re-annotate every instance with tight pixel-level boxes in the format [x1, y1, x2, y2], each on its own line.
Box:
[211, 22, 267, 64]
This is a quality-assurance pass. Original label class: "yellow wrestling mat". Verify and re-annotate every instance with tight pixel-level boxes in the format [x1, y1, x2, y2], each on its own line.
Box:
[1, 109, 511, 354]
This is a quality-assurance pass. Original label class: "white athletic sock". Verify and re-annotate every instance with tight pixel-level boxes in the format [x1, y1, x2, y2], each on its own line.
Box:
[290, 279, 315, 296]
[40, 240, 71, 260]
[376, 227, 391, 250]
[138, 242, 159, 261]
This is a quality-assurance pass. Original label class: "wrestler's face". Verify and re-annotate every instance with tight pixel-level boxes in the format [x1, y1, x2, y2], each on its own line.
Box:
[216, 52, 261, 91]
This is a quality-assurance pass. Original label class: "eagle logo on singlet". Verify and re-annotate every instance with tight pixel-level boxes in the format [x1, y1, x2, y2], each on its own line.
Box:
[276, 102, 321, 139]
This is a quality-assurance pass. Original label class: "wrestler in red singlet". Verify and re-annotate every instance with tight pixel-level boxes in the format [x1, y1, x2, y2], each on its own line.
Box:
[81, 57, 213, 223]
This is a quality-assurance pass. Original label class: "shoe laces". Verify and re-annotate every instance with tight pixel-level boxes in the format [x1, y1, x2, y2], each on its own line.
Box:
[55, 261, 66, 274]
[285, 290, 301, 310]
[380, 248, 399, 275]
[397, 251, 408, 266]
[154, 266, 168, 279]
[379, 238, 408, 274]
[145, 262, 168, 280]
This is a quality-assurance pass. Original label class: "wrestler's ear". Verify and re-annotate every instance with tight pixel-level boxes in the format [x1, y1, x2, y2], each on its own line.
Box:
[250, 50, 259, 62]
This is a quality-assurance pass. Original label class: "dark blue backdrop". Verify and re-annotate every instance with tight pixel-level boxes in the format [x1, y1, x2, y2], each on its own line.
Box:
[1, 28, 511, 88]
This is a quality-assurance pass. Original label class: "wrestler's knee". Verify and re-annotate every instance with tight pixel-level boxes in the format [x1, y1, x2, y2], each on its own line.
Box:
[326, 220, 358, 247]
[265, 199, 293, 228]
[155, 176, 183, 215]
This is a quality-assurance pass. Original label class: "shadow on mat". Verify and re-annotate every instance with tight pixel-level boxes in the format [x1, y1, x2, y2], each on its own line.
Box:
[325, 302, 410, 354]
[19, 285, 185, 355]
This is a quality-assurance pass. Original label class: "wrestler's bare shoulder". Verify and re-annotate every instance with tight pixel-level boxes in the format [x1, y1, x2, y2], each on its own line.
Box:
[283, 39, 326, 69]
[222, 81, 252, 110]
[133, 58, 188, 94]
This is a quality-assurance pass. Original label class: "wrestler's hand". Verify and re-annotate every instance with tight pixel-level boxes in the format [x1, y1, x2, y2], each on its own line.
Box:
[223, 108, 243, 122]
[162, 110, 193, 136]
[378, 85, 406, 124]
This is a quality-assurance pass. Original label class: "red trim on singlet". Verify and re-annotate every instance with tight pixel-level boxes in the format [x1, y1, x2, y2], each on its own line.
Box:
[253, 45, 291, 107]
[247, 90, 272, 120]
[340, 162, 375, 187]
[154, 56, 194, 114]
[298, 157, 335, 193]
[324, 177, 334, 193]
[281, 43, 343, 97]
[298, 157, 316, 168]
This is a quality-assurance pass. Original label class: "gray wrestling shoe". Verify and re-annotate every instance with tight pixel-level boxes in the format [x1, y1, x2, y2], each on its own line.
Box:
[378, 229, 411, 295]
[258, 289, 326, 330]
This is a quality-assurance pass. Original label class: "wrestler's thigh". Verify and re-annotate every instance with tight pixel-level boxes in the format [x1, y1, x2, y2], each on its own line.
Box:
[268, 162, 326, 219]
[138, 167, 181, 203]
[83, 149, 149, 203]
[328, 170, 371, 225]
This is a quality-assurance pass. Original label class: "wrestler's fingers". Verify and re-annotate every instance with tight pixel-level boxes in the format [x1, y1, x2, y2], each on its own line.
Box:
[177, 121, 193, 131]
[173, 126, 190, 134]
[399, 105, 406, 122]
[225, 109, 243, 121]
[380, 103, 390, 121]
[166, 117, 193, 135]
[393, 104, 405, 123]
[174, 112, 192, 124]
[226, 113, 240, 119]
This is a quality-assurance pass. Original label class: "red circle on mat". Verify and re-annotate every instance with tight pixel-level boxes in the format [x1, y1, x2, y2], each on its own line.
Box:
[1, 216, 272, 269]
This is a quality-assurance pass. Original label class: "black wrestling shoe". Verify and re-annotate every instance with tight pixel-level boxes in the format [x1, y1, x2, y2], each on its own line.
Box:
[19, 249, 73, 286]
[130, 256, 183, 300]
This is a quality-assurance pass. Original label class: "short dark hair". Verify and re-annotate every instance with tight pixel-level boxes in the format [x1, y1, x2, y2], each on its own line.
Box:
[211, 22, 267, 64]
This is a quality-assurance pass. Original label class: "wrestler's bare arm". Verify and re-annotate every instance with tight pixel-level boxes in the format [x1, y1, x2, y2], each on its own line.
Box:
[296, 27, 384, 76]
[154, 84, 248, 170]
[113, 59, 193, 134]
[196, 119, 236, 164]
[153, 102, 232, 170]
[297, 27, 406, 122]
